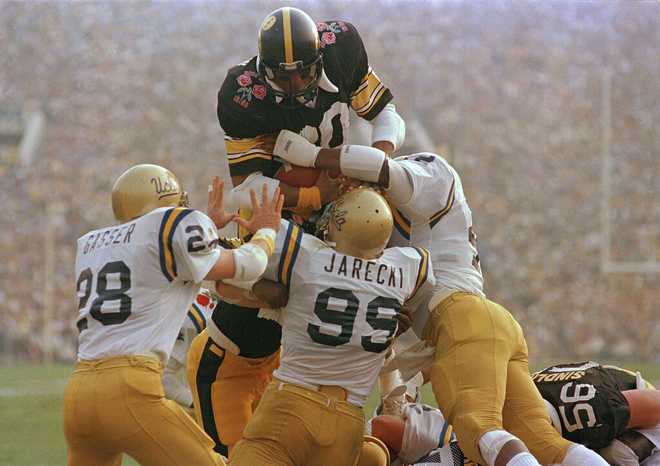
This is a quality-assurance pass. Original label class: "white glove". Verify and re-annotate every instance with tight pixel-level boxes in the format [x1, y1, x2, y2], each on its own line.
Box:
[273, 129, 320, 168]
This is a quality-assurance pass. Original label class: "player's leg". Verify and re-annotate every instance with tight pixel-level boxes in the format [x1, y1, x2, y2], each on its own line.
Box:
[501, 318, 609, 466]
[230, 382, 311, 466]
[63, 366, 122, 466]
[187, 331, 230, 456]
[115, 361, 224, 466]
[215, 351, 279, 456]
[423, 293, 540, 466]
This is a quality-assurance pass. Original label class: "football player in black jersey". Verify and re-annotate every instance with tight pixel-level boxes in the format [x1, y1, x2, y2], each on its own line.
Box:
[219, 6, 404, 214]
[533, 361, 660, 466]
[189, 7, 406, 459]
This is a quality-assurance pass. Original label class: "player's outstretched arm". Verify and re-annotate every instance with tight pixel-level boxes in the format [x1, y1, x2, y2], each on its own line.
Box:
[273, 130, 413, 203]
[623, 388, 660, 429]
[205, 184, 283, 282]
[215, 278, 288, 309]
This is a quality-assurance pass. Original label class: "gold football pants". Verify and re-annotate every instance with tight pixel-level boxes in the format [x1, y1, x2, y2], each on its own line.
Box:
[63, 355, 223, 466]
[230, 380, 365, 466]
[187, 329, 280, 457]
[422, 292, 572, 465]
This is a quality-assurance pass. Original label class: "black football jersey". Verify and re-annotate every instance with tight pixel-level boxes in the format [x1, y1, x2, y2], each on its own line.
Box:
[532, 361, 631, 449]
[217, 20, 393, 178]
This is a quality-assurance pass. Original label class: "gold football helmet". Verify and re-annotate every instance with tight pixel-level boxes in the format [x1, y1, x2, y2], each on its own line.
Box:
[326, 187, 393, 259]
[111, 164, 189, 222]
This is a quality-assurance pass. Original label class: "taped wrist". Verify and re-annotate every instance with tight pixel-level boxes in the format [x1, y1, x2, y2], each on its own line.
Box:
[232, 227, 276, 282]
[273, 129, 320, 168]
[296, 186, 321, 211]
[339, 145, 386, 183]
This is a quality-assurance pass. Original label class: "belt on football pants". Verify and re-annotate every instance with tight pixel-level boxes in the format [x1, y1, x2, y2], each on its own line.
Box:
[273, 377, 350, 404]
[74, 354, 162, 372]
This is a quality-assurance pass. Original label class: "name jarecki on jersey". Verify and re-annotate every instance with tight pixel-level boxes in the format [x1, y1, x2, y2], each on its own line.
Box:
[323, 252, 404, 288]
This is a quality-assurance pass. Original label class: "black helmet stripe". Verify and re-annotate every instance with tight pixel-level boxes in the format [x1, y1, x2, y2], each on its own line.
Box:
[282, 7, 294, 64]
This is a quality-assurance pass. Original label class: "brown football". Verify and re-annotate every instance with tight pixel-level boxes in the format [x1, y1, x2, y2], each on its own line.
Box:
[275, 165, 321, 187]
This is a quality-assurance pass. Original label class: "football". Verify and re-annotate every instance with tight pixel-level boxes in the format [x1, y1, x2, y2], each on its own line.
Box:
[275, 165, 321, 188]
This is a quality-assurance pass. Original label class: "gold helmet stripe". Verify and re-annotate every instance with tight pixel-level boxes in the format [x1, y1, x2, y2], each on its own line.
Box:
[282, 7, 294, 64]
[158, 207, 193, 281]
[278, 221, 303, 287]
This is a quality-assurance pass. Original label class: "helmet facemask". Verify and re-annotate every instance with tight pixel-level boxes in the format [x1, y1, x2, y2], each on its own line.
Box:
[259, 55, 323, 109]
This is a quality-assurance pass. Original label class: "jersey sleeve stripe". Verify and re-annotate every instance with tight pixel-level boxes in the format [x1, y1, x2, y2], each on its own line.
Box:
[392, 208, 412, 240]
[439, 423, 453, 448]
[189, 303, 208, 333]
[409, 247, 430, 300]
[158, 207, 194, 282]
[227, 152, 272, 165]
[187, 309, 203, 334]
[429, 178, 456, 229]
[277, 222, 303, 287]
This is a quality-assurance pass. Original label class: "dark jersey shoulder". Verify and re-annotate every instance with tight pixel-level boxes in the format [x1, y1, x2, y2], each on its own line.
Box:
[316, 20, 369, 97]
[533, 362, 630, 449]
[210, 300, 281, 358]
[217, 58, 283, 139]
[603, 365, 641, 391]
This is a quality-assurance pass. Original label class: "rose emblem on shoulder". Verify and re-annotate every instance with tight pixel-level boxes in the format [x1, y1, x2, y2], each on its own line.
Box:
[252, 84, 266, 100]
[321, 31, 336, 47]
[237, 73, 252, 87]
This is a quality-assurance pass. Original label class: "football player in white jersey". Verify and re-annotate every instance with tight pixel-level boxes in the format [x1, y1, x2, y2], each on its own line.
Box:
[162, 288, 216, 412]
[271, 131, 610, 466]
[229, 188, 435, 466]
[63, 164, 283, 466]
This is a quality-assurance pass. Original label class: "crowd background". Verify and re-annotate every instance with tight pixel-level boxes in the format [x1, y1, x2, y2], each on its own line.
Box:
[0, 0, 657, 363]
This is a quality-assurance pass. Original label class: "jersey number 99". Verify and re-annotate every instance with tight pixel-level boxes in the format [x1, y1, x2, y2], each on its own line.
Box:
[308, 287, 400, 353]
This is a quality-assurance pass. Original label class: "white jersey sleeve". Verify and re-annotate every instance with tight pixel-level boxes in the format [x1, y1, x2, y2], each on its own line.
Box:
[399, 403, 453, 464]
[386, 153, 484, 299]
[168, 209, 221, 283]
[387, 153, 456, 221]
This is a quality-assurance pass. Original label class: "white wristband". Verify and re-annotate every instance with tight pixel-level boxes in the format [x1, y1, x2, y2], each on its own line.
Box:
[339, 145, 386, 183]
[232, 242, 268, 282]
[273, 129, 320, 168]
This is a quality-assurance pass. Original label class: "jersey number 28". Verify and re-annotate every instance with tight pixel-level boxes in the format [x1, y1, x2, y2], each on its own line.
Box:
[77, 261, 132, 326]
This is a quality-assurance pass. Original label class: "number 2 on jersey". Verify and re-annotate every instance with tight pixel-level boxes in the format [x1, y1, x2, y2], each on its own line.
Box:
[77, 261, 132, 325]
[308, 287, 400, 353]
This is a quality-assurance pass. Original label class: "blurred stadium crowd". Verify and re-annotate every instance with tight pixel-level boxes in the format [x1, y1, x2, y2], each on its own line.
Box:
[0, 1, 657, 362]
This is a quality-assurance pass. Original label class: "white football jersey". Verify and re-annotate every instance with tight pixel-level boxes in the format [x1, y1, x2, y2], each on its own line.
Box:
[169, 290, 216, 367]
[163, 289, 216, 407]
[387, 153, 484, 298]
[264, 220, 435, 406]
[75, 207, 221, 365]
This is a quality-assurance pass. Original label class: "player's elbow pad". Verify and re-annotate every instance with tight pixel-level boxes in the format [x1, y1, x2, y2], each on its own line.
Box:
[385, 159, 414, 205]
[340, 145, 386, 183]
[231, 228, 276, 282]
[371, 103, 405, 152]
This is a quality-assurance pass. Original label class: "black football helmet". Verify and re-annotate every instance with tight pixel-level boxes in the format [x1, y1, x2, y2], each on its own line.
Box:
[257, 7, 322, 109]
